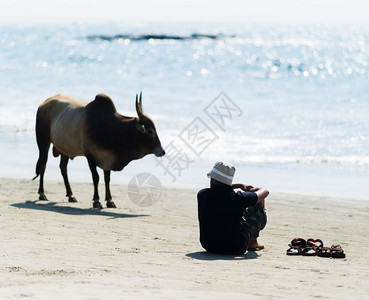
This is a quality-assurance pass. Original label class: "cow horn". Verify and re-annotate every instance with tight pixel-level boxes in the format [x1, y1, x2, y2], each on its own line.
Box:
[139, 91, 143, 110]
[135, 92, 145, 120]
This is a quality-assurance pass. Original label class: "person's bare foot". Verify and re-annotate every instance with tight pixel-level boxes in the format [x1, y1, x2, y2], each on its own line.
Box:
[247, 237, 265, 251]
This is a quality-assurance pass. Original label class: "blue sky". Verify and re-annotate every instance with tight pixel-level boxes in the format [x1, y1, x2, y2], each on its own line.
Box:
[1, 0, 369, 24]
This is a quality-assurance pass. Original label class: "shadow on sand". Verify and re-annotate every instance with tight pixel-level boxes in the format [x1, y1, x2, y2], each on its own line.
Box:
[11, 200, 148, 219]
[186, 251, 259, 261]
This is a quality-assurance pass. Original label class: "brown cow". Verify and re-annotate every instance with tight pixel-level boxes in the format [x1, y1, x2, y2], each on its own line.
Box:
[33, 92, 165, 208]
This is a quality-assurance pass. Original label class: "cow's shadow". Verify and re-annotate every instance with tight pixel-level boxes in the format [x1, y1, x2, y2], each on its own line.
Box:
[186, 251, 259, 261]
[11, 200, 148, 219]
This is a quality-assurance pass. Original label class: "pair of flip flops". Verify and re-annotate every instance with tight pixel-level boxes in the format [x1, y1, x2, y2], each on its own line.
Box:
[316, 244, 346, 258]
[286, 238, 345, 258]
[286, 238, 323, 256]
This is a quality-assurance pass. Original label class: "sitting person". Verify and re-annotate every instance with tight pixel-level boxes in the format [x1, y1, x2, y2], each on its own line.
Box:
[197, 161, 269, 255]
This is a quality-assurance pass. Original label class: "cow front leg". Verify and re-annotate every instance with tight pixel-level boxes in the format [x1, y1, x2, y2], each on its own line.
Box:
[60, 154, 77, 202]
[104, 170, 116, 208]
[87, 156, 102, 209]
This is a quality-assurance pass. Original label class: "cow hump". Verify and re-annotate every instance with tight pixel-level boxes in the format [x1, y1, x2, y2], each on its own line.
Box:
[87, 93, 117, 115]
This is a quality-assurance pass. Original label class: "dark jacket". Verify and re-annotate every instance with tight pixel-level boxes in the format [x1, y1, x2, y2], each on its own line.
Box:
[197, 185, 257, 254]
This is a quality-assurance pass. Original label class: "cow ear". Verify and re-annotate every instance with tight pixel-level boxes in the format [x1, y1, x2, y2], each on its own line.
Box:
[136, 122, 146, 133]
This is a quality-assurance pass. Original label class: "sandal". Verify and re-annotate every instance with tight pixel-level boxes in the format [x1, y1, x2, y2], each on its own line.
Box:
[248, 245, 265, 251]
[286, 238, 306, 255]
[330, 244, 346, 258]
[317, 246, 332, 257]
[302, 238, 323, 256]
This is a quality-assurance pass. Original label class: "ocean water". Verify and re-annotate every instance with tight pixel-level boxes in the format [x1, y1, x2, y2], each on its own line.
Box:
[1, 22, 368, 199]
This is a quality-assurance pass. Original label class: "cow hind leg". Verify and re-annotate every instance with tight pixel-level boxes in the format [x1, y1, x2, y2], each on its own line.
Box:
[33, 119, 51, 201]
[104, 170, 116, 208]
[87, 156, 103, 209]
[34, 149, 49, 200]
[59, 154, 77, 203]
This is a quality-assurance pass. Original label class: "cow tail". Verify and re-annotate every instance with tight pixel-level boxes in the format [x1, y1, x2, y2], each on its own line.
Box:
[32, 162, 40, 180]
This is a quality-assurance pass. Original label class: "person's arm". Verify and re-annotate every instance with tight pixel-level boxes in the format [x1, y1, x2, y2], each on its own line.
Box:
[249, 187, 269, 207]
[232, 183, 253, 191]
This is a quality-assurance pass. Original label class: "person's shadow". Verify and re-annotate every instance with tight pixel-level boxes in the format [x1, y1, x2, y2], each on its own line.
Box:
[186, 251, 259, 261]
[11, 200, 148, 219]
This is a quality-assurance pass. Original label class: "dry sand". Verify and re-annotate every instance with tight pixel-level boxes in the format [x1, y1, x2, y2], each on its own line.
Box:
[0, 177, 368, 299]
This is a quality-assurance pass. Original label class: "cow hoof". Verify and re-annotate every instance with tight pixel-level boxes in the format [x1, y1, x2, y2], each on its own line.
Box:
[68, 196, 77, 203]
[106, 201, 116, 208]
[39, 194, 48, 201]
[93, 201, 103, 209]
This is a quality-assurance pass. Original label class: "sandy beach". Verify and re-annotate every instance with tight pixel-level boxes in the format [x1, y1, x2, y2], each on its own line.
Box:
[0, 177, 368, 299]
[2, 1, 369, 298]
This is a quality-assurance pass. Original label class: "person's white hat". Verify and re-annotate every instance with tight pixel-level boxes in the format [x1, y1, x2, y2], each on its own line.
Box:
[207, 161, 235, 186]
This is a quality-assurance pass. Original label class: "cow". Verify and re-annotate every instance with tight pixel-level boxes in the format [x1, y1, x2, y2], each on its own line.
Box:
[33, 92, 165, 209]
